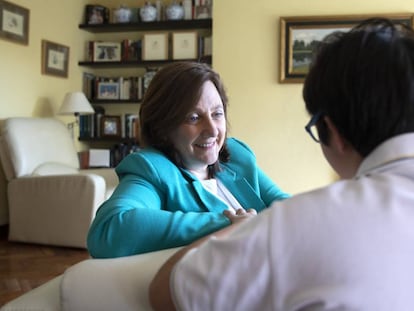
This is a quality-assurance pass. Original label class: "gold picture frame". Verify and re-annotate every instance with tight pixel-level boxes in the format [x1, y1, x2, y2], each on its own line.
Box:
[41, 39, 70, 78]
[142, 32, 168, 61]
[0, 0, 29, 45]
[279, 13, 414, 83]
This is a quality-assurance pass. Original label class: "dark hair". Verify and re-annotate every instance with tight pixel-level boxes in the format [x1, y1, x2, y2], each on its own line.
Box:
[139, 62, 230, 175]
[303, 18, 414, 156]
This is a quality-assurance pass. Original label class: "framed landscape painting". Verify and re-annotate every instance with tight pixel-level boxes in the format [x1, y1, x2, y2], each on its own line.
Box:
[279, 13, 414, 83]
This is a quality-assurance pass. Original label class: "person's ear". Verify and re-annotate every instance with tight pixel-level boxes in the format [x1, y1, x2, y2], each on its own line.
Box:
[323, 116, 349, 153]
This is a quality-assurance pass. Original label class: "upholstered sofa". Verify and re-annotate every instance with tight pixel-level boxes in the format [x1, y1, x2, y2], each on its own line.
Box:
[0, 117, 118, 248]
[0, 247, 181, 311]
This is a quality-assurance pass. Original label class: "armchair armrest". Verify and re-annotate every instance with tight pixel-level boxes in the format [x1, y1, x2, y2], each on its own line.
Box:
[8, 174, 106, 248]
[61, 247, 182, 311]
[80, 168, 118, 199]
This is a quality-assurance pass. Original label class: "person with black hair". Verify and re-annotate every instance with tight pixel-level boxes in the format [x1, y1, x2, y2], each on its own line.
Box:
[150, 18, 414, 311]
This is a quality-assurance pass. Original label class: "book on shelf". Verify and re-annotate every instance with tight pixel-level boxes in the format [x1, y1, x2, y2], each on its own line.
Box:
[123, 113, 140, 140]
[79, 106, 105, 139]
[110, 143, 140, 167]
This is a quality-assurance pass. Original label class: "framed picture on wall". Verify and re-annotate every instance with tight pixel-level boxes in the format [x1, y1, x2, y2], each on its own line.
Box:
[279, 13, 414, 83]
[41, 39, 70, 78]
[0, 0, 30, 45]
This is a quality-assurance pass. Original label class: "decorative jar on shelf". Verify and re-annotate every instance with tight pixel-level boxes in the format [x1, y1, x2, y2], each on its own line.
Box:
[165, 1, 184, 20]
[140, 2, 157, 22]
[114, 5, 132, 23]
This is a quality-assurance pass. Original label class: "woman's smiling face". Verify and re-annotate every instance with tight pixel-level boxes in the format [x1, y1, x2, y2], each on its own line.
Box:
[169, 81, 226, 177]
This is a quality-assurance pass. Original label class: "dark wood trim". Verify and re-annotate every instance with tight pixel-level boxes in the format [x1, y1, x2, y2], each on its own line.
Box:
[79, 19, 212, 33]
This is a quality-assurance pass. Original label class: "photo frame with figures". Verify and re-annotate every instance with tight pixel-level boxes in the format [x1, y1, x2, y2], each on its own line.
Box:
[97, 82, 119, 100]
[101, 116, 121, 138]
[172, 31, 198, 60]
[93, 42, 121, 62]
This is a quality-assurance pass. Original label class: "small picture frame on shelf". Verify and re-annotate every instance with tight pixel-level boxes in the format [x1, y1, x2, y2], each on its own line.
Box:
[97, 82, 119, 100]
[195, 5, 211, 19]
[172, 31, 198, 60]
[85, 5, 109, 24]
[93, 42, 122, 62]
[142, 32, 168, 61]
[101, 116, 121, 137]
[41, 39, 69, 78]
[0, 0, 30, 45]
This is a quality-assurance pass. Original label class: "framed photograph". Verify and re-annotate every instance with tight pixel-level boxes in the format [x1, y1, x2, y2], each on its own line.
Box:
[172, 31, 198, 60]
[280, 13, 414, 83]
[101, 116, 121, 138]
[142, 32, 168, 61]
[195, 5, 211, 19]
[0, 0, 29, 45]
[85, 4, 109, 25]
[93, 42, 122, 62]
[97, 82, 119, 100]
[41, 40, 69, 78]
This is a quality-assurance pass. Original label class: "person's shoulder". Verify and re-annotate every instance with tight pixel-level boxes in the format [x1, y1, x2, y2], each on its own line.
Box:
[226, 137, 255, 158]
[115, 147, 175, 176]
[123, 147, 168, 163]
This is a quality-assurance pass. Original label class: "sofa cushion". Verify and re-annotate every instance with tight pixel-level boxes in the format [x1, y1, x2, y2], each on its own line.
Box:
[0, 118, 79, 179]
[32, 162, 78, 176]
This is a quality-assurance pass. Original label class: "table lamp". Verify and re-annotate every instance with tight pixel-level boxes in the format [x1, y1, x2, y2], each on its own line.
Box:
[58, 92, 94, 137]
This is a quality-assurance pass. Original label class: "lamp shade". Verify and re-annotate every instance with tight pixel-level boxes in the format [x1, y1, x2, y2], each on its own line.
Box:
[58, 92, 94, 115]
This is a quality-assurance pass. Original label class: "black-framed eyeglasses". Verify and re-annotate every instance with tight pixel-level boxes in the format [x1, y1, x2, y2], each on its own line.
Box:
[305, 112, 323, 143]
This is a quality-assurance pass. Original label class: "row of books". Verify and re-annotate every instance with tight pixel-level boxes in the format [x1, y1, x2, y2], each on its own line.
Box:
[79, 111, 140, 140]
[83, 73, 145, 101]
[110, 143, 140, 167]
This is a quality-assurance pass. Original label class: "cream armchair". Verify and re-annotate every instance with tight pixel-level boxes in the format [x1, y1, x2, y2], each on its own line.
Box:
[0, 117, 118, 248]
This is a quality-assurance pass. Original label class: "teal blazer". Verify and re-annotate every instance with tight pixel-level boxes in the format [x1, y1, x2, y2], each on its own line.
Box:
[87, 138, 289, 258]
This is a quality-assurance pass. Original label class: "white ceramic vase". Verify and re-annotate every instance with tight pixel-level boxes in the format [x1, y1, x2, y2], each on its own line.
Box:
[140, 2, 157, 22]
[165, 1, 184, 20]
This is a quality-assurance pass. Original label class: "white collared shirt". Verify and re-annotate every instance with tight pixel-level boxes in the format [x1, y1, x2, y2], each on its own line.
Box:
[172, 133, 414, 311]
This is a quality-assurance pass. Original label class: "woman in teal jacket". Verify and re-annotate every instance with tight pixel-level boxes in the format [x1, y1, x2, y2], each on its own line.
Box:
[87, 62, 289, 258]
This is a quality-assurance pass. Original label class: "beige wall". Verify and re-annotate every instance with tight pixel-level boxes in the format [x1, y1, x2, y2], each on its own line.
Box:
[213, 1, 414, 194]
[0, 0, 87, 119]
[0, 0, 413, 195]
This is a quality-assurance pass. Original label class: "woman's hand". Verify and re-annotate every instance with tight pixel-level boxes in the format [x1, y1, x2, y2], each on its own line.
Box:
[223, 208, 257, 225]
